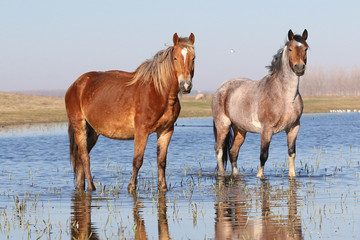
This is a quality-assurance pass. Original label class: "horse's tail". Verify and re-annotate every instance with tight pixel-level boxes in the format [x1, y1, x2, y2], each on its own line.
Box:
[68, 122, 77, 174]
[213, 121, 233, 170]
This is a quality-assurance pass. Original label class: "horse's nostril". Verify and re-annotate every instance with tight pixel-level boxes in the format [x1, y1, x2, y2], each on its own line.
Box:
[294, 64, 305, 71]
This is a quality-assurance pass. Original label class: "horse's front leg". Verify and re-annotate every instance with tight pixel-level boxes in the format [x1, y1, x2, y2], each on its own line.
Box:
[286, 122, 300, 177]
[128, 130, 149, 193]
[156, 127, 174, 192]
[257, 129, 273, 178]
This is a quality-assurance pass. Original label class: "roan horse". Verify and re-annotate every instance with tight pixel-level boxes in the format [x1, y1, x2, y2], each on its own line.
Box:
[65, 33, 195, 192]
[212, 29, 308, 178]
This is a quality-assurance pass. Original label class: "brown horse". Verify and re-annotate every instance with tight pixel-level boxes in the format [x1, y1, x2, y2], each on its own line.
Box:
[65, 33, 195, 192]
[212, 29, 308, 178]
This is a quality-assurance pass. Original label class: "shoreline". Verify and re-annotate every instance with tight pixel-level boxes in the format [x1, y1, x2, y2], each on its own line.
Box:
[1, 93, 359, 127]
[2, 112, 359, 129]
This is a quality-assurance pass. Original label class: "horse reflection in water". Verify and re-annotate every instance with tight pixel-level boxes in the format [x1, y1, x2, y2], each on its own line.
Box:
[133, 193, 170, 240]
[71, 191, 170, 240]
[71, 191, 99, 240]
[215, 178, 302, 240]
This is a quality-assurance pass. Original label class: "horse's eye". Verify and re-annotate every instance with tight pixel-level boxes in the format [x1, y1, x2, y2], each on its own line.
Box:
[174, 57, 177, 61]
[305, 48, 308, 52]
[288, 48, 293, 52]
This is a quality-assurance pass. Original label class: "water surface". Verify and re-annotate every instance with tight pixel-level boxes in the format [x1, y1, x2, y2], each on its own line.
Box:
[0, 113, 359, 239]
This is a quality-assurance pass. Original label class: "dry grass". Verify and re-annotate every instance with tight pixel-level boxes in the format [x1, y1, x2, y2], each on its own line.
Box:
[1, 92, 359, 126]
[303, 95, 360, 113]
[0, 92, 67, 126]
[179, 95, 360, 117]
[179, 94, 212, 118]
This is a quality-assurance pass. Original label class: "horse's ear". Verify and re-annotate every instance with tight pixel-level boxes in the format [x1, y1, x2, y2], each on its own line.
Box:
[302, 29, 308, 40]
[173, 33, 179, 46]
[288, 29, 294, 41]
[189, 33, 195, 44]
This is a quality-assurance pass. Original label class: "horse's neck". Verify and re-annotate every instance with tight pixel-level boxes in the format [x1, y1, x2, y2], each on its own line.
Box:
[278, 70, 300, 101]
[277, 48, 301, 101]
[161, 76, 180, 101]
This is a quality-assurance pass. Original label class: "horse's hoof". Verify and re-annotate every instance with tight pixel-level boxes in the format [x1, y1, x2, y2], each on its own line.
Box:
[75, 186, 85, 193]
[159, 185, 168, 192]
[76, 184, 86, 191]
[127, 184, 136, 193]
[256, 172, 264, 179]
[289, 172, 296, 178]
[87, 185, 96, 191]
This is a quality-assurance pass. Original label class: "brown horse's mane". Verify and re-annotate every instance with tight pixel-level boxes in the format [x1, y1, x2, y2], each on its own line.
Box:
[266, 34, 307, 75]
[128, 38, 194, 93]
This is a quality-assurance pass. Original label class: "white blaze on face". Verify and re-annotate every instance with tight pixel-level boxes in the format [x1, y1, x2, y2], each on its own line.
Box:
[181, 48, 188, 64]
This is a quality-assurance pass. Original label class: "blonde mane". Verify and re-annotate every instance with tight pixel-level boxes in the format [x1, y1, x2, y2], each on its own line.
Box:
[128, 38, 194, 93]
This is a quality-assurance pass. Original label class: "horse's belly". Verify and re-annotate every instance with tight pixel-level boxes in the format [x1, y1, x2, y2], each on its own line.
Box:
[232, 118, 262, 133]
[101, 126, 135, 140]
[248, 120, 262, 133]
[88, 116, 136, 140]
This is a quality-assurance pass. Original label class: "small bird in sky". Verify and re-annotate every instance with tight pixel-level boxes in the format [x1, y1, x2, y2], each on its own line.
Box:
[230, 49, 236, 54]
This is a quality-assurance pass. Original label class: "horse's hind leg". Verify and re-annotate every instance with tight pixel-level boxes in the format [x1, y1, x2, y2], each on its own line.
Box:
[156, 127, 174, 192]
[72, 119, 96, 191]
[286, 122, 300, 177]
[229, 127, 246, 174]
[68, 123, 85, 189]
[86, 122, 99, 154]
[213, 118, 231, 173]
[257, 129, 273, 178]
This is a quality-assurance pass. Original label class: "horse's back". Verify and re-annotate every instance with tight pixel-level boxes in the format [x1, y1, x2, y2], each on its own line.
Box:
[65, 70, 138, 139]
[66, 70, 134, 113]
[66, 70, 134, 98]
[212, 78, 262, 129]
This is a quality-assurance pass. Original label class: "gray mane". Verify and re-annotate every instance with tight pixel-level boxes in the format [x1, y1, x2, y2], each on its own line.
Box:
[266, 44, 286, 75]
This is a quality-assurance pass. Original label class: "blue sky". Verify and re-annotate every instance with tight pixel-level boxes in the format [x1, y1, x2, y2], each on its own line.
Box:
[1, 0, 359, 92]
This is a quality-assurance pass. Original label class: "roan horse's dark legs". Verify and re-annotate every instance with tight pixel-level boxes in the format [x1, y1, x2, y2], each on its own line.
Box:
[257, 130, 273, 178]
[156, 128, 174, 192]
[128, 131, 149, 193]
[286, 122, 300, 177]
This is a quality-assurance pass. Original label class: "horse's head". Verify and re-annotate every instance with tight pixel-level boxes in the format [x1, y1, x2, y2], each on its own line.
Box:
[172, 33, 195, 94]
[287, 29, 309, 76]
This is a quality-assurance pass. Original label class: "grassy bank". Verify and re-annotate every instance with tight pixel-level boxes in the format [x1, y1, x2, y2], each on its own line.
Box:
[0, 93, 359, 126]
[0, 93, 67, 126]
[302, 95, 360, 113]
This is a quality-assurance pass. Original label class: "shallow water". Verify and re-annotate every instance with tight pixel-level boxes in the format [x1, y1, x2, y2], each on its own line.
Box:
[0, 113, 359, 239]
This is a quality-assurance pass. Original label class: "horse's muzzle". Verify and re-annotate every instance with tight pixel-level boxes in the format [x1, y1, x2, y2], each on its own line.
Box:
[293, 63, 306, 76]
[180, 80, 192, 94]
